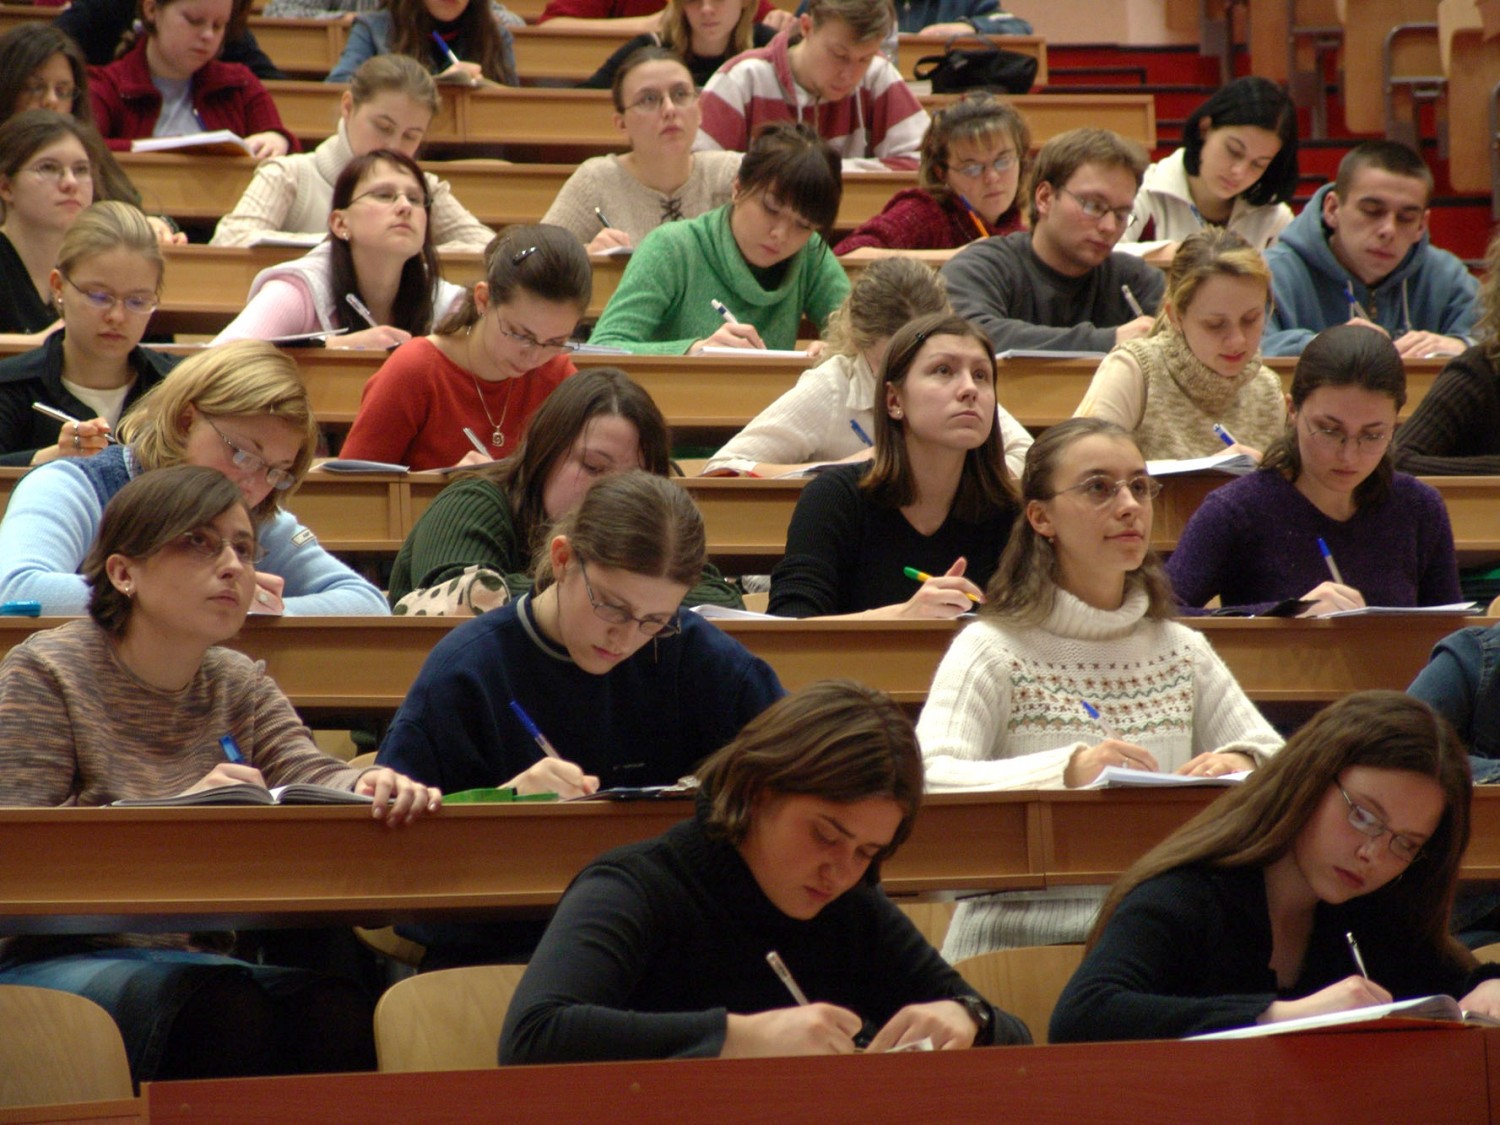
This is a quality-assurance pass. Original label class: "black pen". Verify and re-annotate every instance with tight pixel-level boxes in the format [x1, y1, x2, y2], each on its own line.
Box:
[594, 207, 612, 230]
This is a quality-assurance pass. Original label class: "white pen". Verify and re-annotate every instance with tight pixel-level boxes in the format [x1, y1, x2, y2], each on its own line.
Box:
[1121, 285, 1145, 318]
[345, 293, 379, 329]
[461, 427, 489, 457]
[32, 402, 117, 444]
[765, 950, 810, 1006]
[431, 31, 480, 86]
[1345, 931, 1369, 978]
[710, 298, 738, 325]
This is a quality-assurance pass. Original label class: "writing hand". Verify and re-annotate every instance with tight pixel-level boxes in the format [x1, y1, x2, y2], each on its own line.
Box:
[866, 999, 979, 1052]
[720, 1003, 862, 1058]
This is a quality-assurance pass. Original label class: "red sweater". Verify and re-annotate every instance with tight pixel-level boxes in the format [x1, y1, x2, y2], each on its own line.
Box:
[341, 337, 575, 471]
[88, 39, 298, 153]
[833, 188, 1024, 254]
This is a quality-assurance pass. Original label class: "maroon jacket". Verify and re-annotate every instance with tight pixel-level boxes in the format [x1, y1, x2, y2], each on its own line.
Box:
[88, 38, 299, 153]
[833, 188, 1023, 255]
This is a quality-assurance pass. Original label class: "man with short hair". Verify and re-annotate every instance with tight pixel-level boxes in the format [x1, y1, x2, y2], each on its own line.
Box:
[1263, 140, 1478, 357]
[695, 0, 929, 170]
[940, 127, 1164, 353]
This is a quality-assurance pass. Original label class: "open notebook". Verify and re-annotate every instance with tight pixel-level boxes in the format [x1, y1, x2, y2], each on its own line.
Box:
[110, 783, 372, 807]
[1189, 994, 1500, 1039]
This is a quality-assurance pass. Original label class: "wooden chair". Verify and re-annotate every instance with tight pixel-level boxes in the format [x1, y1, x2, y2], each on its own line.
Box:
[0, 985, 133, 1106]
[896, 901, 958, 951]
[373, 965, 528, 1072]
[953, 944, 1086, 1046]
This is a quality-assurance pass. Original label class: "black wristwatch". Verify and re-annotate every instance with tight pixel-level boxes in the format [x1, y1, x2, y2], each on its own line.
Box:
[955, 994, 993, 1044]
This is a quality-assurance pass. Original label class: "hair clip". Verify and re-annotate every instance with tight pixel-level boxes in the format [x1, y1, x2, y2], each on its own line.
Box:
[511, 246, 539, 266]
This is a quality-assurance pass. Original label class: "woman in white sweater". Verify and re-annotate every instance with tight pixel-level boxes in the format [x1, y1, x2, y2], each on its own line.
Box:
[916, 416, 1282, 959]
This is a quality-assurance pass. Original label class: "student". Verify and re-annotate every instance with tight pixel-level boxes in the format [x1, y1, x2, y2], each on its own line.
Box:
[1393, 228, 1500, 475]
[1263, 140, 1478, 358]
[590, 123, 849, 355]
[0, 201, 178, 466]
[833, 94, 1029, 254]
[917, 416, 1282, 960]
[501, 679, 1030, 1064]
[696, 0, 929, 171]
[1117, 76, 1297, 257]
[1166, 325, 1461, 617]
[0, 111, 96, 340]
[0, 339, 391, 616]
[1073, 227, 1284, 462]
[87, 0, 298, 158]
[543, 47, 741, 255]
[53, 0, 281, 80]
[579, 0, 777, 90]
[339, 224, 589, 469]
[211, 54, 493, 252]
[705, 258, 1031, 478]
[388, 366, 743, 610]
[0, 466, 439, 1083]
[213, 150, 465, 348]
[0, 23, 183, 244]
[378, 469, 785, 796]
[767, 312, 1020, 619]
[888, 0, 1030, 34]
[1409, 622, 1500, 784]
[327, 0, 518, 86]
[940, 127, 1165, 353]
[1049, 691, 1500, 1042]
[539, 0, 791, 37]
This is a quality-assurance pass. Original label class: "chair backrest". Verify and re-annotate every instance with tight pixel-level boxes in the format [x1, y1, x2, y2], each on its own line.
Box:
[0, 985, 134, 1107]
[953, 944, 1086, 1046]
[1472, 941, 1500, 964]
[373, 965, 528, 1072]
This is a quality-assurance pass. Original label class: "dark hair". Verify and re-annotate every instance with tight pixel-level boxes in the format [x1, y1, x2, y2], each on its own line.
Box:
[0, 109, 110, 224]
[386, 0, 517, 85]
[737, 122, 843, 235]
[984, 417, 1175, 622]
[84, 466, 253, 636]
[437, 224, 592, 334]
[863, 312, 1017, 521]
[1334, 139, 1434, 201]
[1181, 76, 1298, 207]
[698, 680, 924, 862]
[328, 149, 442, 336]
[919, 93, 1032, 214]
[533, 469, 704, 591]
[609, 44, 689, 114]
[127, 0, 252, 56]
[1090, 691, 1473, 977]
[1259, 324, 1406, 510]
[470, 367, 670, 555]
[1028, 127, 1148, 228]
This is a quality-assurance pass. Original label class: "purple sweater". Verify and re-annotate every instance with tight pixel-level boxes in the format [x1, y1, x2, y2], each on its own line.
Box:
[1164, 469, 1461, 614]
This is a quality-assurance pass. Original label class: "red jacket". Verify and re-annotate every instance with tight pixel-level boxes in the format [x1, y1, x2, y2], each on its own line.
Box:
[88, 39, 299, 153]
[834, 188, 1024, 255]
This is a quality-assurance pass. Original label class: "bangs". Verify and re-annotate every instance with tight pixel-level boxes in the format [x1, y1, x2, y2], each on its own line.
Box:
[759, 157, 839, 231]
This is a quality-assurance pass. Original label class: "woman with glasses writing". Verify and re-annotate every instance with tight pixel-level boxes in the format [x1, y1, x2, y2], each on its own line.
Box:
[544, 47, 741, 256]
[340, 223, 590, 470]
[0, 201, 178, 465]
[1165, 324, 1461, 617]
[1050, 691, 1500, 1042]
[917, 417, 1281, 961]
[0, 339, 390, 615]
[214, 150, 464, 350]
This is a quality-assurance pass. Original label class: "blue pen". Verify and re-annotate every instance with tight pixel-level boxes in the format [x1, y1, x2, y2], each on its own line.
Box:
[849, 418, 874, 447]
[1212, 423, 1236, 448]
[0, 601, 40, 617]
[1344, 281, 1371, 321]
[1080, 699, 1122, 741]
[1316, 537, 1345, 585]
[219, 735, 246, 764]
[509, 700, 562, 760]
[432, 30, 463, 69]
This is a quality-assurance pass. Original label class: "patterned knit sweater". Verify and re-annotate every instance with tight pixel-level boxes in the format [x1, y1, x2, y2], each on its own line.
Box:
[540, 152, 740, 250]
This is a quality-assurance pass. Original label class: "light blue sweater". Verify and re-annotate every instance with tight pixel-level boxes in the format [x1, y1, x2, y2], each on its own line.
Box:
[0, 445, 389, 616]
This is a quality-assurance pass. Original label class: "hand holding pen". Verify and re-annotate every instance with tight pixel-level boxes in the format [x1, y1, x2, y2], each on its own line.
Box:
[898, 558, 985, 618]
[432, 31, 484, 86]
[33, 402, 115, 460]
[719, 952, 861, 1058]
[340, 294, 410, 350]
[181, 733, 267, 794]
[1258, 936, 1390, 1025]
[502, 700, 599, 798]
[1065, 700, 1158, 787]
[586, 207, 632, 255]
[691, 299, 765, 354]
[1297, 538, 1365, 617]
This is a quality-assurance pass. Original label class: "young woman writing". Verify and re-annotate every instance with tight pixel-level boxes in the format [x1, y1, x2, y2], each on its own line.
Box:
[0, 466, 439, 1082]
[501, 680, 1031, 1063]
[544, 47, 741, 255]
[0, 201, 178, 465]
[339, 223, 591, 469]
[1165, 324, 1462, 616]
[1050, 691, 1500, 1042]
[917, 417, 1282, 959]
[578, 0, 776, 90]
[327, 0, 518, 86]
[0, 339, 390, 615]
[213, 149, 465, 349]
[767, 313, 1019, 619]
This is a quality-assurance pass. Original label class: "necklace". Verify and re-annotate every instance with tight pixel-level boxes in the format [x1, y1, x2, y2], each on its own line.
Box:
[465, 322, 516, 449]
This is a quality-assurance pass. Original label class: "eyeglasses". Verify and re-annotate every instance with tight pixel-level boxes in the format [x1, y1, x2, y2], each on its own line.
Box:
[205, 418, 296, 492]
[20, 81, 77, 105]
[1301, 419, 1391, 455]
[578, 558, 681, 637]
[948, 153, 1018, 179]
[350, 186, 429, 209]
[165, 527, 266, 566]
[1054, 473, 1163, 508]
[624, 85, 698, 113]
[1338, 784, 1423, 864]
[1058, 187, 1133, 226]
[61, 273, 158, 317]
[23, 159, 92, 185]
[495, 314, 578, 356]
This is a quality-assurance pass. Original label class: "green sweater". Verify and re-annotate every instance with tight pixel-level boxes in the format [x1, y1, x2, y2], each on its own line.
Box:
[588, 205, 851, 355]
[388, 476, 744, 609]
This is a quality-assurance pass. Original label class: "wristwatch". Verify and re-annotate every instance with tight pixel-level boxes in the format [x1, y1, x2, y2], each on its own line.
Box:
[955, 994, 993, 1044]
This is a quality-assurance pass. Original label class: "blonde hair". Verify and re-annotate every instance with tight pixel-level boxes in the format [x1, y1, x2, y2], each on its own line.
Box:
[1155, 226, 1270, 336]
[348, 53, 440, 117]
[659, 0, 756, 58]
[805, 0, 895, 41]
[117, 340, 318, 522]
[823, 257, 947, 357]
[56, 201, 162, 291]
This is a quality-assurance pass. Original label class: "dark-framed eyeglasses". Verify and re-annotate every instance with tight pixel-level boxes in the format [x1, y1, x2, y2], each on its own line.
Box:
[205, 418, 296, 492]
[578, 557, 680, 637]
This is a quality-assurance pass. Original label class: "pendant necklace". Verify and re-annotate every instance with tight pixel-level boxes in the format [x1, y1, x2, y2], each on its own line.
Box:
[467, 322, 515, 449]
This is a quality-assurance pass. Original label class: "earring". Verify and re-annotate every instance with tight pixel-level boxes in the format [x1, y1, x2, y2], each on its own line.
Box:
[891, 409, 903, 419]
